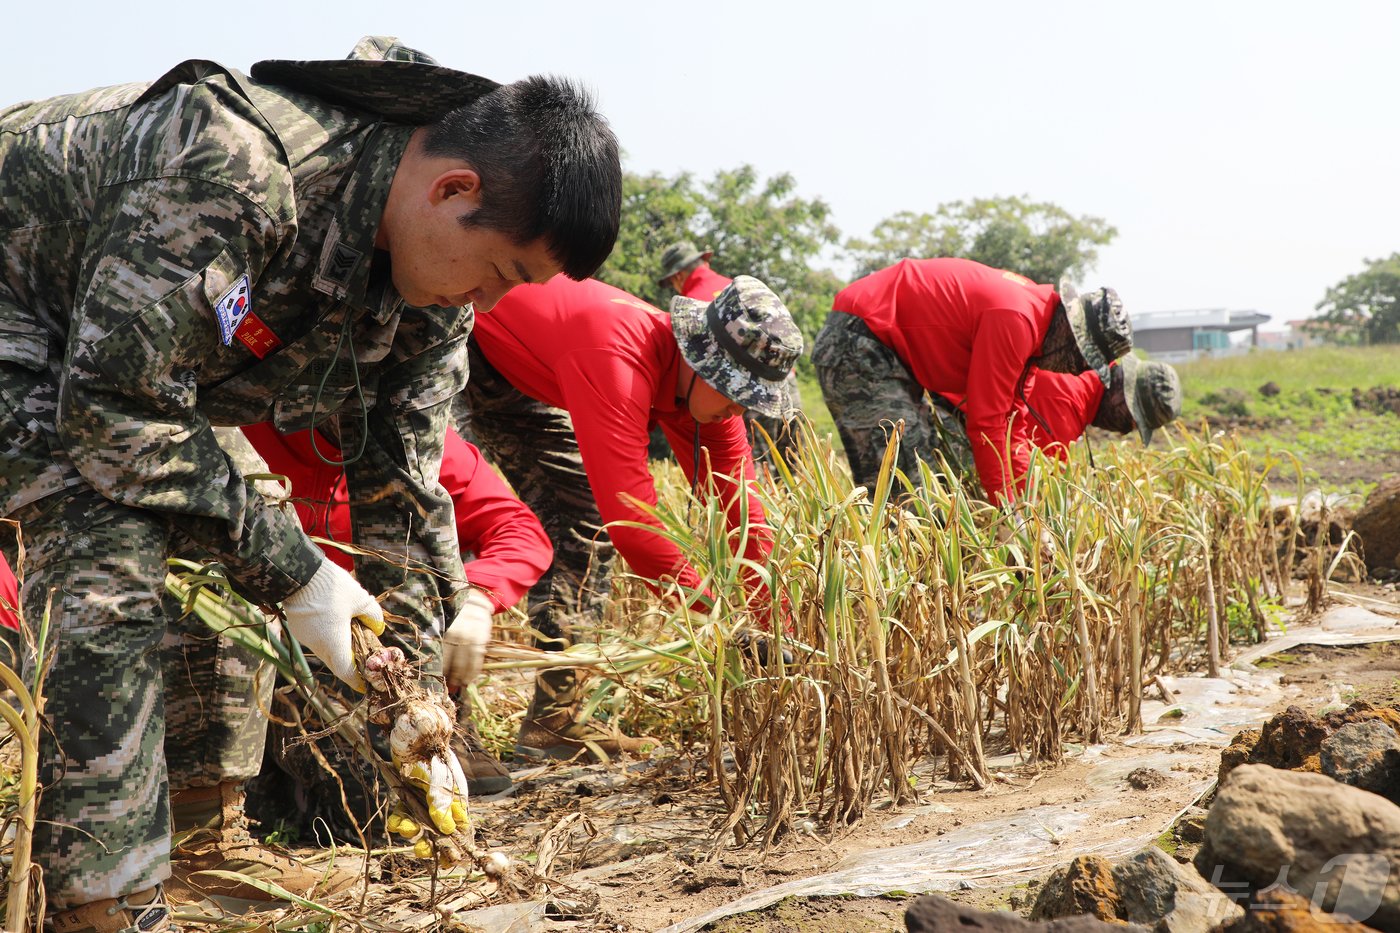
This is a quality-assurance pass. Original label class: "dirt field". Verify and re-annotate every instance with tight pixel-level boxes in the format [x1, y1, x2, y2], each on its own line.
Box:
[266, 581, 1394, 933]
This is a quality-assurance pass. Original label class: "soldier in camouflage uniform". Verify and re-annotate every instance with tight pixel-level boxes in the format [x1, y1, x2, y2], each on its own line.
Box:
[0, 35, 620, 927]
[934, 357, 1184, 473]
[811, 313, 977, 488]
[813, 259, 1133, 503]
[456, 274, 801, 760]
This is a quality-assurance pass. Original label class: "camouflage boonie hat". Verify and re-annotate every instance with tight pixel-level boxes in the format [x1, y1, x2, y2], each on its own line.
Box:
[1120, 353, 1182, 445]
[251, 35, 500, 124]
[1059, 275, 1133, 380]
[670, 276, 802, 418]
[656, 241, 713, 283]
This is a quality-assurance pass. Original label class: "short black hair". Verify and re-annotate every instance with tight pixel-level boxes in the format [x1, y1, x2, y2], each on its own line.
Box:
[421, 75, 621, 280]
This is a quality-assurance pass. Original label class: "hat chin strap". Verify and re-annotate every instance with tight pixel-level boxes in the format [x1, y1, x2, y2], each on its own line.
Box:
[683, 369, 702, 497]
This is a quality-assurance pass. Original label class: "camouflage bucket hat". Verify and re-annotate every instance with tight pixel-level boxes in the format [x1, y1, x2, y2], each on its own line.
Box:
[656, 241, 714, 283]
[670, 276, 803, 419]
[1120, 353, 1183, 445]
[251, 36, 500, 124]
[1059, 276, 1133, 378]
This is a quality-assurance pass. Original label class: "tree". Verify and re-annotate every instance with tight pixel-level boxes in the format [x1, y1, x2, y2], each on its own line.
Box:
[693, 167, 844, 344]
[595, 170, 700, 310]
[1309, 253, 1400, 345]
[845, 195, 1118, 285]
[597, 165, 843, 347]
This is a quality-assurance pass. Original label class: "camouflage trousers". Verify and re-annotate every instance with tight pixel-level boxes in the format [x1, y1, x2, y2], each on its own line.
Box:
[453, 344, 614, 647]
[811, 311, 974, 490]
[5, 486, 272, 909]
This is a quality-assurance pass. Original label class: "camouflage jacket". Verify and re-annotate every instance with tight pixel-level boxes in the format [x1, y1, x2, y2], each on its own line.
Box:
[0, 38, 486, 634]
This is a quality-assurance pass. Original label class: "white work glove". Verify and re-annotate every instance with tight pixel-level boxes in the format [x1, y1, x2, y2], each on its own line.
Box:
[442, 587, 495, 689]
[281, 559, 385, 691]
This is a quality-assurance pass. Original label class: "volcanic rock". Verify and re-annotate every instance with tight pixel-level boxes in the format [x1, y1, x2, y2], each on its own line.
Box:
[1219, 887, 1384, 932]
[1196, 765, 1400, 931]
[1218, 706, 1328, 786]
[1321, 720, 1400, 802]
[1354, 477, 1400, 573]
[1032, 849, 1240, 932]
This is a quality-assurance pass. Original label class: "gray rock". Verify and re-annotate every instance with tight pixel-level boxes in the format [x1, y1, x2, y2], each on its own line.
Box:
[1112, 847, 1242, 933]
[1031, 848, 1240, 933]
[1197, 764, 1400, 931]
[905, 894, 1145, 932]
[1030, 855, 1118, 921]
[1322, 720, 1400, 799]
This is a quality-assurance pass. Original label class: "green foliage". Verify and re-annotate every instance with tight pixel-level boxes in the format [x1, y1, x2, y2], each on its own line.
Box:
[1175, 345, 1400, 495]
[596, 164, 843, 344]
[845, 195, 1118, 284]
[696, 167, 844, 342]
[794, 365, 837, 449]
[1177, 345, 1400, 402]
[1226, 594, 1282, 642]
[1310, 253, 1400, 345]
[595, 169, 700, 309]
[1197, 388, 1251, 419]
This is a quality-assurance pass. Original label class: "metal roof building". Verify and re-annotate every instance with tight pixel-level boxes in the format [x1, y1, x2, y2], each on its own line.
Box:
[1131, 308, 1271, 362]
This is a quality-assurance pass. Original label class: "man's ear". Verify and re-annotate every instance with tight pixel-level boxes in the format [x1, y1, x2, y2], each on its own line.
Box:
[429, 168, 482, 209]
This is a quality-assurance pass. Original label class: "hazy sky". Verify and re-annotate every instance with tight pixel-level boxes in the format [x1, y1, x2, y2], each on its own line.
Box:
[5, 1, 1395, 330]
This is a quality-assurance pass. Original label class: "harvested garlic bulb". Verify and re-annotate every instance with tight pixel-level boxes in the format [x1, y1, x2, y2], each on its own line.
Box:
[390, 698, 455, 762]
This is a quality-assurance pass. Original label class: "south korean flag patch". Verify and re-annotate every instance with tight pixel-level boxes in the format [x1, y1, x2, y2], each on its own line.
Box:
[215, 275, 253, 346]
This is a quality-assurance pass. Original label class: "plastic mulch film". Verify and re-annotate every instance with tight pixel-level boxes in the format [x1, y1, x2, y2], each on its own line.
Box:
[653, 608, 1400, 933]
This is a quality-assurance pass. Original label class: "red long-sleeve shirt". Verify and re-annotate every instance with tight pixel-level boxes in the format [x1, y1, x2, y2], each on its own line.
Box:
[1023, 369, 1104, 461]
[0, 554, 16, 630]
[679, 265, 733, 301]
[241, 424, 552, 613]
[471, 276, 770, 594]
[942, 367, 1104, 463]
[832, 258, 1059, 503]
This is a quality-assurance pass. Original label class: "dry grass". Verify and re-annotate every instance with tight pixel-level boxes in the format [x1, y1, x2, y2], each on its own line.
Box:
[580, 418, 1312, 848]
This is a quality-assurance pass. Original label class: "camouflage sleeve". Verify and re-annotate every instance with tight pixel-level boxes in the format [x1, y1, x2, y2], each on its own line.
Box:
[59, 176, 325, 605]
[342, 305, 472, 645]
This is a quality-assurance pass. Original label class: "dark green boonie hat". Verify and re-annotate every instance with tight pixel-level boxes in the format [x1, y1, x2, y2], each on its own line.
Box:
[656, 240, 713, 283]
[250, 35, 500, 123]
[1120, 354, 1183, 444]
[1059, 276, 1134, 379]
[670, 276, 803, 418]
